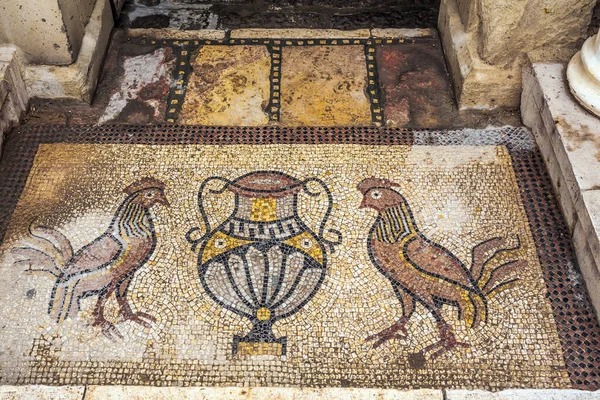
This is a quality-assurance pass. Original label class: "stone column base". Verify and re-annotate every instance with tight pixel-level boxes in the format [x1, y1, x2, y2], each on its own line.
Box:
[522, 63, 600, 318]
[438, 0, 521, 110]
[0, 46, 29, 152]
[567, 34, 600, 118]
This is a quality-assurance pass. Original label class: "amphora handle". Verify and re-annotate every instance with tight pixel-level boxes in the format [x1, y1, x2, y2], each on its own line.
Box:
[186, 176, 233, 252]
[301, 177, 343, 252]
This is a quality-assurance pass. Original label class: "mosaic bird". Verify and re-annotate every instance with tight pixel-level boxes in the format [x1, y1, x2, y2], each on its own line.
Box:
[13, 177, 169, 339]
[358, 177, 522, 361]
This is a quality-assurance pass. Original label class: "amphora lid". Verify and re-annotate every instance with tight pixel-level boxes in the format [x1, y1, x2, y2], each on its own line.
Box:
[228, 171, 303, 199]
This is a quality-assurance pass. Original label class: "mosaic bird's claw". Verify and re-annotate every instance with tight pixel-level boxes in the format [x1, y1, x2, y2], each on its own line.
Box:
[122, 312, 156, 328]
[92, 319, 123, 341]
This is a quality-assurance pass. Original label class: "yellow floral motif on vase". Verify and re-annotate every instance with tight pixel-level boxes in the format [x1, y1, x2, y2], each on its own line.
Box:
[250, 198, 278, 222]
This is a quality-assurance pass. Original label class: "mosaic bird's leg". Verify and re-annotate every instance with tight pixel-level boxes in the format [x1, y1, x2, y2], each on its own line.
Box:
[91, 287, 123, 340]
[116, 274, 156, 328]
[423, 320, 470, 360]
[365, 317, 409, 348]
[366, 288, 414, 348]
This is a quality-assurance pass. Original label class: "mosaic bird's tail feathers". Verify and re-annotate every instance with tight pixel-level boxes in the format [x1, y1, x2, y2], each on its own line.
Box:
[472, 236, 523, 297]
[11, 223, 74, 278]
[481, 259, 524, 297]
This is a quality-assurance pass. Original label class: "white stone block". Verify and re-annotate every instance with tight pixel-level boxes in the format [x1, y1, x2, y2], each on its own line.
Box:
[0, 385, 84, 400]
[25, 0, 113, 102]
[447, 389, 600, 399]
[84, 386, 443, 400]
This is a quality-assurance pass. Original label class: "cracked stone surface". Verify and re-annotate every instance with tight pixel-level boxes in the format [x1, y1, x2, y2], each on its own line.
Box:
[280, 45, 372, 126]
[178, 45, 271, 125]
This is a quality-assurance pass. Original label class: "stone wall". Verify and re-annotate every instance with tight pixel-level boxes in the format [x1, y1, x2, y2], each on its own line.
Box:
[0, 0, 114, 106]
[439, 0, 596, 110]
[0, 0, 98, 65]
[0, 46, 29, 152]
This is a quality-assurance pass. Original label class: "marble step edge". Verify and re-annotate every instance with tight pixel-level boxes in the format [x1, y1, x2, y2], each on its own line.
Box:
[1, 385, 599, 399]
[521, 62, 600, 317]
[125, 27, 436, 40]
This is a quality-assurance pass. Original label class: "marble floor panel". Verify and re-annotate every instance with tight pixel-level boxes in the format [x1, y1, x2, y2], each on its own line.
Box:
[27, 31, 520, 129]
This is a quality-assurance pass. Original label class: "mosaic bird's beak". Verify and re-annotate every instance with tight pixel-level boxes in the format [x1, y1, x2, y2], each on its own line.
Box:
[158, 192, 170, 207]
[359, 197, 367, 209]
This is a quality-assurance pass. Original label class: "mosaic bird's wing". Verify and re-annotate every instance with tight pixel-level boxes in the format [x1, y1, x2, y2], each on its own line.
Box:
[403, 236, 474, 290]
[61, 234, 123, 280]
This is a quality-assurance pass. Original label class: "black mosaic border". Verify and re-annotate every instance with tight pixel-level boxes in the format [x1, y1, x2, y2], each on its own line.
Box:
[364, 40, 384, 127]
[267, 43, 282, 122]
[165, 46, 193, 123]
[132, 37, 425, 47]
[0, 125, 598, 390]
[135, 37, 425, 124]
[509, 147, 600, 389]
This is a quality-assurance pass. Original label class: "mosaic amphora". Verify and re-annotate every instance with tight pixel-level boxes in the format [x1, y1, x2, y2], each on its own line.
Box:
[187, 171, 341, 355]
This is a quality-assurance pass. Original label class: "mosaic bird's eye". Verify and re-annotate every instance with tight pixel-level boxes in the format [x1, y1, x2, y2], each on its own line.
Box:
[301, 238, 313, 249]
[370, 190, 382, 199]
[214, 238, 227, 249]
[145, 191, 154, 198]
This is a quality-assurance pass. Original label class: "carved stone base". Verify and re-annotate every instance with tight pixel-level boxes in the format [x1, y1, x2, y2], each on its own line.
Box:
[567, 33, 600, 118]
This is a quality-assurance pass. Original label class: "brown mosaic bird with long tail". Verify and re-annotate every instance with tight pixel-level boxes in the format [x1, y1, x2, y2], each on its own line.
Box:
[358, 177, 523, 362]
[12, 178, 169, 339]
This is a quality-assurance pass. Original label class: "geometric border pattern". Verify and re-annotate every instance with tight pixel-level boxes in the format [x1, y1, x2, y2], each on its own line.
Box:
[0, 125, 598, 389]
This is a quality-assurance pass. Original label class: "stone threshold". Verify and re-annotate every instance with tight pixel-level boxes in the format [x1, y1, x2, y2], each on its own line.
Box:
[522, 63, 600, 317]
[125, 27, 436, 40]
[1, 386, 599, 399]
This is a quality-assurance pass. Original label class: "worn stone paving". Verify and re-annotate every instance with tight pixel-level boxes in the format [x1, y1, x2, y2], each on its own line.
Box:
[0, 125, 598, 392]
[26, 30, 520, 129]
[119, 0, 440, 30]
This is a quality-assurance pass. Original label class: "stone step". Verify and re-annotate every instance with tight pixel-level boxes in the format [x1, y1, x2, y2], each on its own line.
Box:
[1, 386, 599, 400]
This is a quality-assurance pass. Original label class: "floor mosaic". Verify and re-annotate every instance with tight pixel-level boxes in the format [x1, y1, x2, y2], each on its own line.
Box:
[145, 36, 398, 126]
[0, 125, 598, 391]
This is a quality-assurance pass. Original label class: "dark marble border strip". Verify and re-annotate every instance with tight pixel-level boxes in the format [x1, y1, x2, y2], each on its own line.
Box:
[0, 125, 598, 390]
[132, 37, 419, 47]
[267, 44, 282, 123]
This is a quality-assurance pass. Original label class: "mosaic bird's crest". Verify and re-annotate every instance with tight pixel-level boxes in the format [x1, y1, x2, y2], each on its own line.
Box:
[358, 177, 406, 212]
[357, 177, 400, 194]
